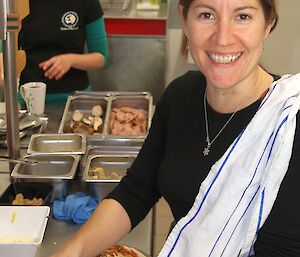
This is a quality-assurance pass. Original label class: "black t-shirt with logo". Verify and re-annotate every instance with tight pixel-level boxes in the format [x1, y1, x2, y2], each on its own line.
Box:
[18, 0, 103, 93]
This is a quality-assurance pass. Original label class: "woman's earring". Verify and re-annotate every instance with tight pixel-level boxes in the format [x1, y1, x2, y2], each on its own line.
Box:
[186, 36, 189, 50]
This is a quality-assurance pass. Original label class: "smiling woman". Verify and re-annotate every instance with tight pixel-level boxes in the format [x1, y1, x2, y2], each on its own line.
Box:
[178, 0, 276, 112]
[48, 1, 300, 257]
[180, 0, 278, 55]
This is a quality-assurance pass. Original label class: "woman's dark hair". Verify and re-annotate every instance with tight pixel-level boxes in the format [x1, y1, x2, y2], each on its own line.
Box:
[180, 0, 279, 55]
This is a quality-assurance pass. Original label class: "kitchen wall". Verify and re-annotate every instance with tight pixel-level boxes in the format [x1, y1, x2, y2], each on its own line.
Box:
[261, 0, 300, 76]
[165, 0, 197, 86]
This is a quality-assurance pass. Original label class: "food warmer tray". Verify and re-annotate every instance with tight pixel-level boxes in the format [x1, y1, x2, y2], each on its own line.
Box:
[27, 133, 86, 155]
[58, 91, 153, 142]
[80, 144, 141, 169]
[11, 154, 80, 180]
[82, 154, 137, 183]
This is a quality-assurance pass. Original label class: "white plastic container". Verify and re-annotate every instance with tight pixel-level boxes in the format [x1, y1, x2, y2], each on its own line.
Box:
[0, 206, 50, 257]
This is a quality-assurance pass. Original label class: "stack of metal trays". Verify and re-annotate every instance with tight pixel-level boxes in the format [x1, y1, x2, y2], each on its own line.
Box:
[100, 0, 132, 12]
[11, 133, 86, 201]
[58, 91, 153, 144]
[0, 111, 48, 147]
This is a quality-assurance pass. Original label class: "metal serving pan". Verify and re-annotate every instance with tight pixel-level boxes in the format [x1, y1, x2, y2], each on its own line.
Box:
[27, 133, 86, 155]
[105, 92, 153, 139]
[80, 144, 141, 169]
[58, 92, 153, 141]
[82, 154, 136, 183]
[0, 183, 53, 206]
[10, 155, 81, 201]
[86, 137, 144, 147]
[11, 155, 80, 180]
[58, 95, 110, 136]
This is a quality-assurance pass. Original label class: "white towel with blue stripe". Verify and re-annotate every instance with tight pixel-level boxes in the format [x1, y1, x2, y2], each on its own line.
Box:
[158, 74, 300, 257]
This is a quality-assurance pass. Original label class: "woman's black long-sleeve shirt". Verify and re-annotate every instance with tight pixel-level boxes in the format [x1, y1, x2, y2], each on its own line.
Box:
[107, 71, 300, 256]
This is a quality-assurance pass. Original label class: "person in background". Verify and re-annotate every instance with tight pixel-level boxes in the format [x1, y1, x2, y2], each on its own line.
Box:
[50, 0, 300, 257]
[17, 0, 108, 104]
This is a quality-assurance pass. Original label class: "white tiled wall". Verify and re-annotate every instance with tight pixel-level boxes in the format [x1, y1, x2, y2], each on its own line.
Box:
[165, 28, 197, 87]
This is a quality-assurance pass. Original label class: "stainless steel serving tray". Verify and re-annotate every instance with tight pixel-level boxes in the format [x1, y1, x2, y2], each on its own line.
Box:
[11, 154, 80, 180]
[58, 91, 153, 142]
[58, 94, 111, 137]
[86, 137, 144, 147]
[107, 93, 152, 139]
[82, 154, 136, 183]
[27, 133, 86, 155]
[81, 144, 141, 169]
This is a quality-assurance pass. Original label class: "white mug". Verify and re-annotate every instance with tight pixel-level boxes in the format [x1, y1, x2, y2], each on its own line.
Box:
[20, 82, 46, 115]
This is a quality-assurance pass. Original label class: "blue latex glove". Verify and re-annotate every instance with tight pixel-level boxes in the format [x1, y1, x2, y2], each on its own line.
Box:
[53, 192, 98, 224]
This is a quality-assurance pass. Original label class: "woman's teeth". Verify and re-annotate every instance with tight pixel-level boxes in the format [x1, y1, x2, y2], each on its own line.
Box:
[208, 53, 242, 64]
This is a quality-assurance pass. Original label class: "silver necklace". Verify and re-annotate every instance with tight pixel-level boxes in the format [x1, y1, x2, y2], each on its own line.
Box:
[202, 72, 265, 156]
[203, 89, 239, 156]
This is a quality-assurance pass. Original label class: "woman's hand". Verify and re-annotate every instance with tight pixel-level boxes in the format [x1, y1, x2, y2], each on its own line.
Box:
[39, 52, 104, 81]
[48, 199, 131, 257]
[39, 54, 75, 80]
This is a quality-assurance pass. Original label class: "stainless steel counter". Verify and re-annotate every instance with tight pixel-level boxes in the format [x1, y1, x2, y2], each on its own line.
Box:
[36, 211, 152, 257]
[0, 170, 153, 257]
[0, 101, 154, 257]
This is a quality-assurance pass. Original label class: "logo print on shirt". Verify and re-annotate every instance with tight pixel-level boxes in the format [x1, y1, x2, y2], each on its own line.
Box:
[61, 11, 79, 31]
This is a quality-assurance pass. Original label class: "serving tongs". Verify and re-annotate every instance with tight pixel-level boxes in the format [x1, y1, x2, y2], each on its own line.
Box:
[0, 157, 39, 165]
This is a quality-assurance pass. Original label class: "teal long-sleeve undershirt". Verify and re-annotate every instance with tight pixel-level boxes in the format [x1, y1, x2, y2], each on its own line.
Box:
[86, 16, 109, 65]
